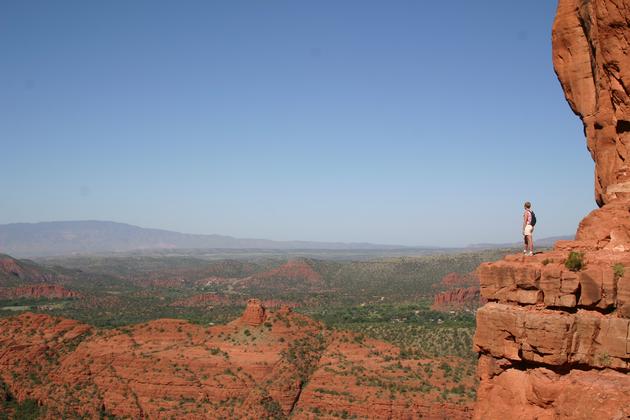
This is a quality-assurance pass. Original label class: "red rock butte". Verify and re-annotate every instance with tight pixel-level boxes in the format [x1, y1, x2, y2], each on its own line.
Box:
[473, 1, 630, 418]
[239, 298, 267, 326]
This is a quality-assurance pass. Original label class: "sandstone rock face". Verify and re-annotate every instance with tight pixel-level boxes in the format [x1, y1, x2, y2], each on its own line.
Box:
[475, 2, 630, 417]
[432, 272, 485, 311]
[475, 354, 630, 420]
[432, 287, 483, 311]
[553, 0, 630, 207]
[475, 252, 630, 418]
[239, 298, 267, 326]
[0, 284, 81, 300]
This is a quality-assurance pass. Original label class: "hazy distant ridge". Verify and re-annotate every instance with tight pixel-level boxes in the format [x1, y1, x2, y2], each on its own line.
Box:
[0, 221, 408, 257]
[466, 235, 574, 249]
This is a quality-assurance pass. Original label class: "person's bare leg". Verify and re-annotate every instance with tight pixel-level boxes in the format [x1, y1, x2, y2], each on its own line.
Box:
[523, 235, 528, 253]
[529, 233, 534, 254]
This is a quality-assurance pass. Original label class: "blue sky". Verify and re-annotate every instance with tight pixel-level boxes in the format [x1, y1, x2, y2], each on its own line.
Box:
[1, 1, 595, 247]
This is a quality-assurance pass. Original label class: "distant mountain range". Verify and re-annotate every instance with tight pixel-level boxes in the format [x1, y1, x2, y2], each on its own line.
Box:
[467, 235, 574, 249]
[0, 221, 410, 257]
[0, 220, 574, 258]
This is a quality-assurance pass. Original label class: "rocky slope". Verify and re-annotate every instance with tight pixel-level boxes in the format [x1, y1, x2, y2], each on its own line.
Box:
[0, 284, 81, 300]
[473, 1, 630, 418]
[0, 254, 63, 286]
[201, 259, 332, 296]
[0, 300, 473, 419]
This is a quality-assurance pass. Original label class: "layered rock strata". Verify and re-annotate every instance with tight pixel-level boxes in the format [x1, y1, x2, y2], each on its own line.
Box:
[0, 305, 474, 419]
[474, 1, 630, 417]
[474, 249, 630, 418]
[431, 272, 485, 311]
[432, 287, 483, 311]
[0, 284, 81, 300]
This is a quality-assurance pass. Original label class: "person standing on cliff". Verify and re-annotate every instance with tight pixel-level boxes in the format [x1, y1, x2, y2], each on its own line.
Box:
[523, 201, 534, 256]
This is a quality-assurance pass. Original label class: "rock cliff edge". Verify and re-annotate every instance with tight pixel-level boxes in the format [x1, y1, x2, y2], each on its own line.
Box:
[474, 1, 630, 418]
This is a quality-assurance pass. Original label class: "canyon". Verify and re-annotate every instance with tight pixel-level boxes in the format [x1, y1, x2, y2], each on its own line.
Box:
[473, 0, 630, 418]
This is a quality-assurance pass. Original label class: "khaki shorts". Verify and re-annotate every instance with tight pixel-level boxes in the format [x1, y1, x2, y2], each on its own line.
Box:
[524, 225, 534, 236]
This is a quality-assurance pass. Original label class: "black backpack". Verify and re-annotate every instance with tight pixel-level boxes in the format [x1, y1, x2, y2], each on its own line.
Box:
[530, 211, 537, 226]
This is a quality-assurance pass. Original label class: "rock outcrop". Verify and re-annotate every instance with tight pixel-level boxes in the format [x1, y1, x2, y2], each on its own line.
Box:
[432, 287, 483, 311]
[0, 307, 474, 419]
[239, 298, 267, 326]
[432, 272, 485, 311]
[474, 1, 630, 417]
[0, 284, 81, 300]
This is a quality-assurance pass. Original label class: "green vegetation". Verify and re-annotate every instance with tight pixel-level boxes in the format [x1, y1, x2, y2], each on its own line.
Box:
[0, 294, 245, 328]
[613, 263, 625, 279]
[0, 379, 42, 420]
[2, 249, 508, 329]
[565, 251, 584, 272]
[261, 396, 285, 420]
[309, 302, 476, 362]
[282, 332, 327, 382]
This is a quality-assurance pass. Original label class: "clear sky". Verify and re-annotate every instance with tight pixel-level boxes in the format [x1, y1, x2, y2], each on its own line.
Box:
[1, 1, 596, 247]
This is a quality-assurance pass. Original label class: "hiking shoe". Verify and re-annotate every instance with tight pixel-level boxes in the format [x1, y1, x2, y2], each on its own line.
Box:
[527, 251, 533, 256]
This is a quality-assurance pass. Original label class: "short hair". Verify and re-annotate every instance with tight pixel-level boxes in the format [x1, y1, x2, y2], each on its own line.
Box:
[524, 201, 531, 208]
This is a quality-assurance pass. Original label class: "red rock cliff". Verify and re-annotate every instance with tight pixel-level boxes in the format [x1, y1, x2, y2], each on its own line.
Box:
[0, 284, 81, 300]
[553, 0, 630, 207]
[473, 1, 630, 418]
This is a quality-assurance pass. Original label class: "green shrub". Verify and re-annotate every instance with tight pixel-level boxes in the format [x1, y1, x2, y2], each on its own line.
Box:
[613, 263, 625, 279]
[11, 399, 40, 420]
[565, 252, 584, 272]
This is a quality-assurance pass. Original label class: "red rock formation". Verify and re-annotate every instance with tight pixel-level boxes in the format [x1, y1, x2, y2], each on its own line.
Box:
[0, 306, 474, 418]
[0, 284, 81, 300]
[432, 272, 485, 311]
[475, 250, 630, 417]
[239, 298, 267, 326]
[0, 254, 61, 285]
[432, 287, 483, 311]
[474, 2, 630, 417]
[553, 0, 630, 208]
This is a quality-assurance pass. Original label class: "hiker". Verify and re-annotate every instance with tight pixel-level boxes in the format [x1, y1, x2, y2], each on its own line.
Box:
[522, 201, 535, 256]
